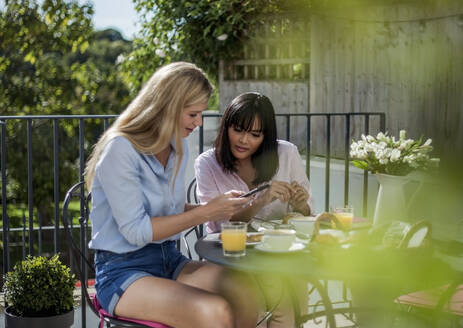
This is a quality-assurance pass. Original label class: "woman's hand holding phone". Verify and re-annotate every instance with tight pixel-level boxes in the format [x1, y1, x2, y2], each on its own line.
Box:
[239, 184, 270, 198]
[204, 191, 249, 221]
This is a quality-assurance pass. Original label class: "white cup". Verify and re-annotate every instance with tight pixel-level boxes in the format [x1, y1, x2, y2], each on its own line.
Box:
[288, 216, 317, 236]
[262, 229, 296, 250]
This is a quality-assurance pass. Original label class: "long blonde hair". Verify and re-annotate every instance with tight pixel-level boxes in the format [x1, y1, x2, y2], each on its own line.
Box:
[85, 62, 213, 189]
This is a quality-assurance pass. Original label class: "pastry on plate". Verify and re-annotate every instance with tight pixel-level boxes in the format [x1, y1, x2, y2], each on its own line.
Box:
[282, 212, 304, 224]
[246, 233, 264, 243]
[314, 229, 347, 246]
[219, 233, 264, 243]
[315, 212, 341, 228]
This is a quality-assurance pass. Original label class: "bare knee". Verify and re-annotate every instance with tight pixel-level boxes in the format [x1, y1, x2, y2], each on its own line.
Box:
[195, 296, 234, 328]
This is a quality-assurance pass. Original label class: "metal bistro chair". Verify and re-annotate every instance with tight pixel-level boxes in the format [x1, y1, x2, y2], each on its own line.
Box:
[181, 178, 203, 260]
[62, 181, 171, 328]
[395, 222, 463, 327]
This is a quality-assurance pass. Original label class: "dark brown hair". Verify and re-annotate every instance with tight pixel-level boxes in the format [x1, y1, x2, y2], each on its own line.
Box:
[214, 92, 278, 185]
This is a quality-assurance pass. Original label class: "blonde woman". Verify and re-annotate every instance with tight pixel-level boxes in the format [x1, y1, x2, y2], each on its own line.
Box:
[85, 62, 260, 328]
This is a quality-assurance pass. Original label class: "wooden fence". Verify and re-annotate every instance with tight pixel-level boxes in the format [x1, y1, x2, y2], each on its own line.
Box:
[219, 3, 463, 158]
[219, 14, 313, 152]
[309, 0, 463, 157]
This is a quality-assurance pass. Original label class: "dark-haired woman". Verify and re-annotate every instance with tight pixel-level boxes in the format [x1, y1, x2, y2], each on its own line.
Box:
[194, 92, 313, 234]
[194, 92, 314, 327]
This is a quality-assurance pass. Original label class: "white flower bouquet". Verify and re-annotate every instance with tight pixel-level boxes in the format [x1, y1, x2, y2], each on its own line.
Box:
[350, 130, 439, 176]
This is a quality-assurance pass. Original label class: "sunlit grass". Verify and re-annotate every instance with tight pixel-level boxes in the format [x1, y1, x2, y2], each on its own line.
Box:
[0, 200, 83, 228]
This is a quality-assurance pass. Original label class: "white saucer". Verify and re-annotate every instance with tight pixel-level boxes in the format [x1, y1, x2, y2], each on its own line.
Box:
[203, 232, 263, 246]
[254, 242, 306, 253]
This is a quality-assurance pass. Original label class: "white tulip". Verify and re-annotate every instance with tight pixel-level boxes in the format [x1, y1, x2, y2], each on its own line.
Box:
[378, 141, 387, 149]
[357, 150, 367, 159]
[401, 139, 413, 150]
[377, 132, 386, 140]
[390, 149, 401, 162]
[375, 149, 385, 159]
[365, 143, 375, 152]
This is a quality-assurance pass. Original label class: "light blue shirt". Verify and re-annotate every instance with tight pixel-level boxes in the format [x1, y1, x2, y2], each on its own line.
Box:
[89, 136, 188, 253]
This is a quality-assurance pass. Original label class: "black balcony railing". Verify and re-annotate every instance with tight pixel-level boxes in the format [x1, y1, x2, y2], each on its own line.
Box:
[0, 112, 385, 276]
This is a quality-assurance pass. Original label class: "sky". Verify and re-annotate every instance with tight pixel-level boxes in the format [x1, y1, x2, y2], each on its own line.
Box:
[82, 0, 139, 40]
[0, 1, 139, 40]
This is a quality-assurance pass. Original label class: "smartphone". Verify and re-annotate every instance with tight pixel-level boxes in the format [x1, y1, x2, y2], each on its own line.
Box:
[239, 184, 270, 198]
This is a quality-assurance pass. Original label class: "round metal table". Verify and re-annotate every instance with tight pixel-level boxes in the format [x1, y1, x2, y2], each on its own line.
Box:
[195, 236, 458, 328]
[195, 237, 344, 327]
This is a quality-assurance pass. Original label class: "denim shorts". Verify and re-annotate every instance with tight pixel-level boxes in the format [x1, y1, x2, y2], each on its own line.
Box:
[94, 241, 190, 315]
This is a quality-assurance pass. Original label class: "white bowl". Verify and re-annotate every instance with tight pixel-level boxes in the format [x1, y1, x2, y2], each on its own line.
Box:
[288, 216, 317, 235]
[262, 229, 296, 250]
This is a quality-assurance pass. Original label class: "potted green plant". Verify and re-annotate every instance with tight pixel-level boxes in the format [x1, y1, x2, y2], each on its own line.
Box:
[3, 254, 76, 328]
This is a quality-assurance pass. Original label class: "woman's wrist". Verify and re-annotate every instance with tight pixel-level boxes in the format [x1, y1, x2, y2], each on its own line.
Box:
[192, 203, 213, 223]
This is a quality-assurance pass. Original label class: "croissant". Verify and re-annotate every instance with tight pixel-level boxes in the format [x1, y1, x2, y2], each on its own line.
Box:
[282, 212, 304, 224]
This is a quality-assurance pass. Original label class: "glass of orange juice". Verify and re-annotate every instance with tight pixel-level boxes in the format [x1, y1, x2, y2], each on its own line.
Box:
[221, 222, 247, 257]
[330, 206, 354, 230]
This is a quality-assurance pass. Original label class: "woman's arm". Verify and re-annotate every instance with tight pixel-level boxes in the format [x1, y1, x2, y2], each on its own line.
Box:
[97, 138, 247, 245]
[185, 203, 201, 211]
[151, 191, 247, 240]
[194, 155, 222, 203]
[195, 154, 243, 231]
[287, 146, 313, 215]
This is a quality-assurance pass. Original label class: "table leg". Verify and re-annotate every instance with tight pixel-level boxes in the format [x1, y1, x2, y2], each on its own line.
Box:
[288, 278, 337, 328]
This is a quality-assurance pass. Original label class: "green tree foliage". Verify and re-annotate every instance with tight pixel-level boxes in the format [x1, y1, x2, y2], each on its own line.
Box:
[0, 0, 94, 115]
[122, 0, 292, 91]
[66, 29, 132, 115]
[0, 1, 132, 227]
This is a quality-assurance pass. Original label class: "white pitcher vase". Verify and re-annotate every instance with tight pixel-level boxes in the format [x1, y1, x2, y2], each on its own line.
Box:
[373, 173, 409, 227]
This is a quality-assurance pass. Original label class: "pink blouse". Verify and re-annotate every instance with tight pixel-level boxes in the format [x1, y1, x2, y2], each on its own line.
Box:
[194, 140, 314, 233]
